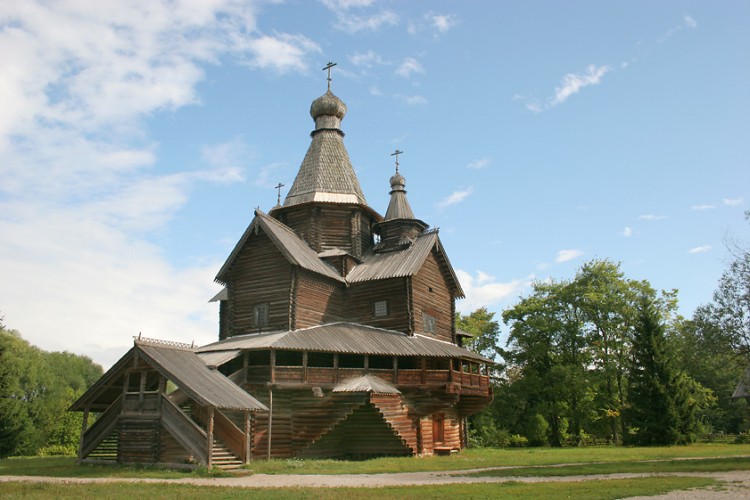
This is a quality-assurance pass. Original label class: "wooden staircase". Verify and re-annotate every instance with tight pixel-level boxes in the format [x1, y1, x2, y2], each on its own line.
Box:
[211, 440, 243, 470]
[370, 394, 418, 453]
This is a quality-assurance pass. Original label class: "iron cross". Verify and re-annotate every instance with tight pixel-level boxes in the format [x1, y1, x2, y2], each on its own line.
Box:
[323, 61, 337, 91]
[274, 182, 285, 205]
[391, 149, 404, 173]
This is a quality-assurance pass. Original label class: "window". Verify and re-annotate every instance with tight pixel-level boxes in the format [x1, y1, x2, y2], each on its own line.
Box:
[373, 300, 389, 317]
[422, 312, 436, 334]
[253, 303, 269, 328]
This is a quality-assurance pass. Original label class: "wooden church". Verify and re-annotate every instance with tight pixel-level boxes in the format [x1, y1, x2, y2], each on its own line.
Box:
[71, 70, 493, 468]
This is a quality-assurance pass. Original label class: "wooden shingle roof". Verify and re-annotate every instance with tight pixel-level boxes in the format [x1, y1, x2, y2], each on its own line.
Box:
[70, 340, 267, 412]
[215, 210, 344, 285]
[198, 322, 491, 363]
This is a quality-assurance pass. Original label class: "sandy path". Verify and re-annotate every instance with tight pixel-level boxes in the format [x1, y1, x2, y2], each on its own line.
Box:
[1, 469, 750, 497]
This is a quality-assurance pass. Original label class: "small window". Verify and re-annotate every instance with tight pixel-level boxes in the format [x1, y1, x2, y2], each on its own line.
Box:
[373, 300, 389, 317]
[422, 312, 436, 334]
[253, 303, 269, 328]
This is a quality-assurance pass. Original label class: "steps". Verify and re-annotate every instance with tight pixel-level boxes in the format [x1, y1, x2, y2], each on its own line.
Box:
[211, 439, 243, 470]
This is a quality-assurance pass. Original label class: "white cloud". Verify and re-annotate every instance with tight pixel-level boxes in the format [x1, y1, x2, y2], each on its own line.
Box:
[688, 245, 712, 254]
[621, 226, 633, 237]
[555, 249, 584, 263]
[691, 204, 716, 210]
[396, 57, 424, 78]
[244, 34, 321, 73]
[437, 186, 474, 209]
[723, 197, 744, 206]
[551, 64, 611, 106]
[455, 270, 528, 313]
[323, 1, 398, 35]
[398, 94, 428, 106]
[684, 15, 698, 29]
[638, 214, 667, 221]
[321, 0, 376, 9]
[0, 1, 316, 368]
[349, 50, 387, 68]
[466, 158, 491, 170]
[431, 14, 457, 34]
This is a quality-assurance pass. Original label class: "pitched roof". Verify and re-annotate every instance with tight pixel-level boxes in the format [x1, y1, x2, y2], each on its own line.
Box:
[198, 322, 491, 363]
[215, 210, 344, 284]
[333, 375, 401, 394]
[70, 340, 268, 412]
[284, 90, 367, 207]
[346, 231, 464, 297]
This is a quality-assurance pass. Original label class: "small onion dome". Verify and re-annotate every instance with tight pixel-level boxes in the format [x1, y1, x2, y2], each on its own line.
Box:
[310, 90, 347, 120]
[389, 172, 406, 192]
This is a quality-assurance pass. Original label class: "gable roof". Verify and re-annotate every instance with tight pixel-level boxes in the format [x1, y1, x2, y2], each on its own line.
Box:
[70, 339, 267, 412]
[346, 231, 464, 297]
[198, 322, 491, 363]
[215, 209, 344, 285]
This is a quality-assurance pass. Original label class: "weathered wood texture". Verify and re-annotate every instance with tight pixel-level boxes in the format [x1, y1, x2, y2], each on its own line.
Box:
[117, 417, 160, 463]
[343, 278, 409, 331]
[226, 229, 293, 335]
[298, 402, 411, 458]
[293, 271, 344, 329]
[411, 250, 455, 342]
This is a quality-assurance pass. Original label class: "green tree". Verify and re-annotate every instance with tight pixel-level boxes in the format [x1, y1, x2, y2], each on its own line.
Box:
[0, 320, 102, 457]
[625, 297, 699, 445]
[456, 307, 502, 361]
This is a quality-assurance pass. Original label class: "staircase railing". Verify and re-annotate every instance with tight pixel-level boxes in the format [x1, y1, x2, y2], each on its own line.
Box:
[213, 409, 246, 462]
[161, 394, 208, 465]
[80, 395, 123, 459]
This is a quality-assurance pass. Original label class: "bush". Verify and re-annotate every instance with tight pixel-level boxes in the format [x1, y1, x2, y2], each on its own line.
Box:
[38, 444, 77, 456]
[525, 413, 550, 446]
[508, 434, 529, 447]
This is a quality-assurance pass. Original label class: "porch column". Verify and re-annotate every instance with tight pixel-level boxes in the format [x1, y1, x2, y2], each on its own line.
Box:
[77, 408, 89, 461]
[267, 388, 273, 460]
[207, 407, 215, 468]
[244, 410, 251, 464]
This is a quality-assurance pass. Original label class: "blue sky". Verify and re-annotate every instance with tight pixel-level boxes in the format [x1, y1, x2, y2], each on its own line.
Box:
[1, 1, 748, 368]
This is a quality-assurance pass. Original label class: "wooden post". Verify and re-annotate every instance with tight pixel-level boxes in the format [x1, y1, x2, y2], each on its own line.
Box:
[392, 356, 398, 383]
[364, 354, 369, 373]
[270, 349, 276, 384]
[420, 357, 426, 385]
[244, 410, 251, 464]
[207, 407, 215, 468]
[243, 351, 249, 385]
[333, 353, 339, 383]
[77, 408, 89, 461]
[267, 388, 273, 460]
[302, 351, 308, 383]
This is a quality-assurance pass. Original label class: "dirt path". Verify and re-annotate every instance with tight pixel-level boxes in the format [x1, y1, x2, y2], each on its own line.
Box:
[2, 469, 750, 497]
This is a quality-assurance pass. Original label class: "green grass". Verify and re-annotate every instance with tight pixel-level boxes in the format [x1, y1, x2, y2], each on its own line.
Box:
[241, 444, 750, 475]
[0, 456, 238, 479]
[1, 444, 749, 478]
[463, 456, 750, 477]
[0, 476, 719, 499]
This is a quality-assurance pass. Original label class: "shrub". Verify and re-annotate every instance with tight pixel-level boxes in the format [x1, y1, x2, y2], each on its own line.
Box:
[508, 434, 529, 447]
[38, 444, 77, 456]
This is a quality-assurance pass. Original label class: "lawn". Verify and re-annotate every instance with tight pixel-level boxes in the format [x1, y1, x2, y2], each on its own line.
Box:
[0, 476, 719, 499]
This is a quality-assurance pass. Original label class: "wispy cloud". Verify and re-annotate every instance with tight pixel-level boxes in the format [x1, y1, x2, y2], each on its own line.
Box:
[658, 14, 699, 43]
[431, 14, 457, 34]
[398, 94, 428, 106]
[0, 0, 318, 368]
[723, 197, 744, 207]
[555, 249, 584, 263]
[638, 214, 667, 221]
[395, 57, 424, 78]
[349, 50, 387, 68]
[621, 226, 633, 237]
[466, 158, 491, 170]
[321, 1, 398, 33]
[688, 245, 712, 254]
[455, 270, 529, 313]
[437, 186, 474, 209]
[691, 204, 716, 211]
[521, 64, 611, 113]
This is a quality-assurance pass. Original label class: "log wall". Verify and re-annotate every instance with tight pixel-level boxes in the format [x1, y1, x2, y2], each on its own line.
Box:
[411, 250, 454, 342]
[343, 278, 410, 332]
[293, 271, 344, 329]
[227, 229, 292, 335]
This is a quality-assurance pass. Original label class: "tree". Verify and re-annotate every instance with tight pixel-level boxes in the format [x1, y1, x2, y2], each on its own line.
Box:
[625, 296, 699, 445]
[456, 307, 502, 362]
[0, 321, 102, 457]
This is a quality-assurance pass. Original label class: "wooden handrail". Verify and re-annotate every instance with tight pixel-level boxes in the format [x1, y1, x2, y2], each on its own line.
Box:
[214, 409, 246, 462]
[80, 395, 123, 458]
[160, 394, 208, 465]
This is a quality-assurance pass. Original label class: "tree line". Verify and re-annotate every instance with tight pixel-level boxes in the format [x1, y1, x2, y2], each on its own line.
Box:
[461, 212, 750, 447]
[0, 319, 102, 458]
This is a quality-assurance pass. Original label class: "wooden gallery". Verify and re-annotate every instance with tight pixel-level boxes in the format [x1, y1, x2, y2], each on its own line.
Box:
[71, 78, 493, 469]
